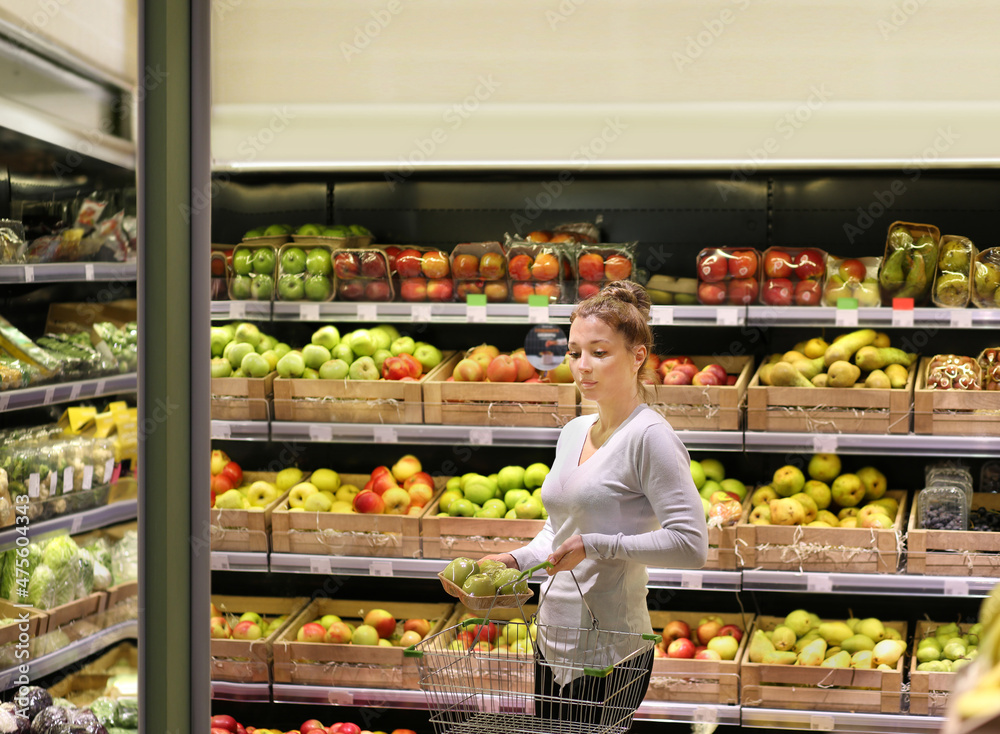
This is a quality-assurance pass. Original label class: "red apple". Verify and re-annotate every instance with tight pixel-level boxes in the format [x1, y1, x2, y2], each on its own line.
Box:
[696, 617, 724, 645]
[486, 354, 518, 382]
[717, 624, 743, 642]
[452, 253, 480, 279]
[403, 472, 434, 490]
[426, 278, 454, 302]
[364, 280, 392, 302]
[421, 251, 451, 278]
[297, 622, 327, 643]
[672, 363, 700, 379]
[578, 253, 605, 282]
[695, 648, 723, 661]
[576, 281, 601, 299]
[403, 618, 432, 638]
[334, 252, 360, 279]
[661, 356, 694, 370]
[300, 721, 326, 734]
[220, 461, 243, 486]
[662, 620, 691, 643]
[697, 251, 728, 282]
[727, 277, 759, 305]
[399, 277, 428, 302]
[338, 725, 361, 734]
[526, 230, 551, 242]
[761, 278, 794, 306]
[211, 715, 239, 732]
[604, 254, 633, 280]
[353, 490, 386, 514]
[483, 280, 509, 302]
[662, 370, 692, 385]
[697, 281, 727, 305]
[456, 281, 484, 299]
[703, 363, 728, 382]
[727, 249, 759, 279]
[530, 253, 560, 281]
[726, 374, 738, 386]
[793, 248, 825, 279]
[763, 249, 793, 279]
[337, 280, 364, 300]
[511, 282, 535, 303]
[473, 621, 499, 644]
[509, 254, 533, 281]
[396, 249, 424, 279]
[666, 638, 696, 658]
[691, 370, 722, 386]
[399, 353, 422, 378]
[480, 252, 505, 279]
[794, 279, 823, 306]
[360, 251, 387, 278]
[382, 356, 411, 381]
[382, 246, 401, 273]
[838, 258, 867, 282]
[211, 474, 234, 495]
[512, 351, 537, 381]
[364, 608, 397, 639]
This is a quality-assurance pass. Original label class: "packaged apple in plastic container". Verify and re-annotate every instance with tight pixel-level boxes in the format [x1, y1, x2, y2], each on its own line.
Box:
[275, 243, 335, 302]
[504, 240, 570, 304]
[821, 255, 883, 307]
[291, 223, 374, 248]
[931, 236, 976, 309]
[758, 247, 827, 307]
[977, 347, 1000, 390]
[970, 247, 1000, 308]
[916, 486, 968, 530]
[925, 354, 981, 390]
[450, 241, 510, 303]
[878, 221, 940, 306]
[391, 246, 454, 303]
[576, 242, 638, 302]
[228, 243, 277, 302]
[694, 247, 762, 306]
[332, 248, 395, 302]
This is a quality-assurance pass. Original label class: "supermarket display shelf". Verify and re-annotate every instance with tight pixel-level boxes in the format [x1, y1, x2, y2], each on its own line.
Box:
[269, 422, 745, 451]
[0, 373, 138, 413]
[742, 570, 998, 597]
[211, 680, 272, 703]
[0, 499, 137, 552]
[0, 619, 138, 689]
[741, 707, 946, 733]
[210, 551, 269, 573]
[746, 305, 1000, 329]
[211, 301, 273, 321]
[744, 431, 1000, 458]
[211, 420, 271, 441]
[0, 262, 137, 284]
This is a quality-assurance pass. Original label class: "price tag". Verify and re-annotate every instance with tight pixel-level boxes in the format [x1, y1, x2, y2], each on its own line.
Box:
[891, 297, 914, 327]
[22, 265, 34, 283]
[469, 428, 493, 445]
[95, 379, 107, 395]
[807, 575, 833, 593]
[229, 301, 246, 319]
[28, 474, 40, 499]
[467, 305, 487, 323]
[809, 714, 835, 731]
[950, 310, 973, 328]
[527, 295, 549, 324]
[412, 304, 432, 322]
[308, 424, 333, 442]
[650, 307, 674, 326]
[211, 554, 231, 571]
[63, 467, 74, 493]
[373, 426, 397, 443]
[50, 473, 57, 495]
[43, 387, 56, 404]
[693, 707, 718, 725]
[812, 435, 838, 453]
[105, 459, 114, 483]
[211, 421, 232, 440]
[716, 307, 739, 326]
[681, 572, 703, 590]
[0, 393, 9, 411]
[327, 689, 354, 706]
[71, 515, 83, 534]
[835, 298, 859, 326]
[69, 382, 82, 401]
[356, 303, 377, 321]
[944, 579, 969, 596]
[84, 263, 95, 281]
[82, 465, 94, 490]
[309, 556, 332, 574]
[369, 560, 394, 577]
[299, 303, 320, 321]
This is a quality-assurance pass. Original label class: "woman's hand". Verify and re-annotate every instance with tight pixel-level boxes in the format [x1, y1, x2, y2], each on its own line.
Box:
[546, 535, 585, 574]
[478, 553, 518, 570]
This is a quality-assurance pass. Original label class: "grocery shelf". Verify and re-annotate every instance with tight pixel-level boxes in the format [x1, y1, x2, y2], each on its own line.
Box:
[211, 301, 273, 321]
[746, 305, 1000, 329]
[211, 681, 272, 703]
[742, 570, 999, 598]
[0, 262, 137, 284]
[210, 551, 269, 573]
[0, 619, 138, 689]
[636, 701, 741, 726]
[744, 431, 1000, 458]
[741, 707, 946, 733]
[0, 373, 138, 413]
[648, 568, 742, 592]
[211, 420, 270, 441]
[0, 498, 137, 552]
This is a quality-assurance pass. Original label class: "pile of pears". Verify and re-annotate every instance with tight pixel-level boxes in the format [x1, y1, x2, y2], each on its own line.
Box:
[749, 608, 906, 670]
[914, 622, 981, 673]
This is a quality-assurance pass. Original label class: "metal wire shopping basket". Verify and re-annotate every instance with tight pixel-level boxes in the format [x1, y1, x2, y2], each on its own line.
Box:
[405, 562, 661, 734]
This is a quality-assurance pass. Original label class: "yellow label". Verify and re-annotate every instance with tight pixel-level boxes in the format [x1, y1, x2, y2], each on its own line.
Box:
[60, 407, 98, 433]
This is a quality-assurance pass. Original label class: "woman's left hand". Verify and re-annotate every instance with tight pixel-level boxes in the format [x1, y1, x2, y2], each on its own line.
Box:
[547, 535, 585, 574]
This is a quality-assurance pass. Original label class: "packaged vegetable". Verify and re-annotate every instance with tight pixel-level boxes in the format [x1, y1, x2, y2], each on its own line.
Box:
[878, 221, 940, 305]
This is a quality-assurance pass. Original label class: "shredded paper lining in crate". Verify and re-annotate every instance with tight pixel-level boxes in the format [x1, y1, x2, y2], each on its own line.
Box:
[437, 572, 534, 611]
[288, 526, 405, 550]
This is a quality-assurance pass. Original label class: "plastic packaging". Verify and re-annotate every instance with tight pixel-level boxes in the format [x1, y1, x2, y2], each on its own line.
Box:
[0, 315, 61, 377]
[228, 243, 277, 301]
[981, 461, 1000, 493]
[576, 242, 638, 301]
[695, 247, 762, 306]
[0, 348, 43, 391]
[524, 222, 600, 244]
[387, 246, 450, 303]
[504, 239, 570, 304]
[917, 486, 969, 530]
[759, 246, 828, 307]
[977, 348, 1000, 391]
[0, 219, 25, 263]
[275, 243, 336, 302]
[878, 221, 940, 306]
[822, 255, 883, 307]
[22, 228, 86, 263]
[333, 248, 395, 302]
[971, 247, 1000, 308]
[450, 241, 510, 303]
[926, 354, 981, 390]
[35, 333, 118, 381]
[932, 236, 976, 308]
[74, 198, 108, 231]
[925, 465, 974, 510]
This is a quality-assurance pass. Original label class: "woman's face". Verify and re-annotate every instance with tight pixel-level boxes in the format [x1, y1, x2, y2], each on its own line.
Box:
[567, 316, 646, 406]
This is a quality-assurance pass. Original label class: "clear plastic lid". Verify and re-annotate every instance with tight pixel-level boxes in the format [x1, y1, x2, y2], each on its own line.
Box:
[925, 461, 972, 484]
[981, 461, 1000, 493]
[917, 486, 969, 531]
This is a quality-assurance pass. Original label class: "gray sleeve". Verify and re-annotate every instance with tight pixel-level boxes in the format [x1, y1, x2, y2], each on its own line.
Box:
[581, 421, 708, 568]
[508, 517, 555, 572]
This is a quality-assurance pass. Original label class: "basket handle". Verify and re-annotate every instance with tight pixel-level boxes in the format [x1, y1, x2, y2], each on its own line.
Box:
[515, 561, 553, 582]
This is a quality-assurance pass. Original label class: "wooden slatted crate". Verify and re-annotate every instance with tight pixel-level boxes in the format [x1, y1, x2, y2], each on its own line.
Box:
[906, 493, 1000, 577]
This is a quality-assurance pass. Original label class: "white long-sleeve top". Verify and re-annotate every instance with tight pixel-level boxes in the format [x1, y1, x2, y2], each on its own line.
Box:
[509, 404, 708, 684]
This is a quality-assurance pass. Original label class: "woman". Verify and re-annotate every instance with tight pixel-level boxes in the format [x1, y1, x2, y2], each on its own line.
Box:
[481, 280, 709, 727]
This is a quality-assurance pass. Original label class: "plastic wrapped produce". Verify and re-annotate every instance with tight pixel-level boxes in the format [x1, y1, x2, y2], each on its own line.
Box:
[92, 562, 112, 591]
[59, 708, 108, 734]
[977, 347, 1000, 390]
[15, 688, 51, 723]
[932, 236, 976, 308]
[0, 220, 26, 263]
[110, 531, 138, 585]
[2, 542, 40, 602]
[0, 702, 29, 733]
[84, 538, 112, 570]
[41, 534, 81, 607]
[926, 354, 981, 390]
[878, 221, 940, 305]
[74, 548, 95, 598]
[35, 334, 117, 381]
[0, 349, 43, 391]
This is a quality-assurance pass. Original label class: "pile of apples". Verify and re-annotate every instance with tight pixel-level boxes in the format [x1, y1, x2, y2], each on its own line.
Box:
[350, 455, 436, 516]
[576, 250, 633, 300]
[210, 322, 282, 379]
[448, 344, 538, 383]
[382, 246, 455, 303]
[210, 602, 287, 641]
[451, 247, 509, 302]
[333, 250, 393, 302]
[690, 458, 749, 527]
[654, 616, 744, 661]
[748, 453, 895, 529]
[212, 714, 411, 734]
[282, 466, 352, 512]
[748, 608, 906, 670]
[444, 610, 536, 656]
[276, 245, 335, 302]
[275, 324, 443, 382]
[647, 354, 737, 387]
[210, 450, 244, 507]
[243, 223, 372, 240]
[294, 607, 434, 649]
[435, 465, 549, 520]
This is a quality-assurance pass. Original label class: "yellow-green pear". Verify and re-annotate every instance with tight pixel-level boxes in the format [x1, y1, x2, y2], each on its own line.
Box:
[824, 646, 842, 659]
[795, 631, 823, 653]
[761, 651, 798, 665]
[818, 621, 854, 646]
[771, 625, 797, 651]
[748, 629, 775, 663]
[797, 638, 827, 666]
[883, 627, 902, 642]
[842, 634, 875, 653]
[915, 646, 940, 663]
[784, 609, 813, 638]
[876, 663, 895, 671]
[808, 613, 822, 629]
[872, 639, 905, 667]
[846, 617, 860, 632]
[789, 493, 818, 523]
[851, 650, 874, 669]
[857, 618, 886, 642]
[821, 650, 852, 668]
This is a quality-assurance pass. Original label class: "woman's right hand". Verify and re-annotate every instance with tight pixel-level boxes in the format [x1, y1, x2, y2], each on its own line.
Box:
[478, 553, 518, 570]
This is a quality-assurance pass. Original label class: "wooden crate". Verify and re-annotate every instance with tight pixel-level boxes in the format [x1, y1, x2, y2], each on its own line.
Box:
[741, 616, 906, 714]
[272, 598, 454, 689]
[908, 620, 974, 716]
[736, 490, 907, 573]
[210, 594, 309, 684]
[705, 496, 752, 571]
[582, 356, 753, 432]
[0, 598, 46, 645]
[271, 474, 444, 558]
[25, 592, 107, 635]
[423, 353, 577, 428]
[211, 372, 275, 421]
[646, 610, 753, 705]
[913, 357, 1000, 436]
[747, 360, 915, 434]
[210, 471, 295, 553]
[106, 580, 138, 607]
[271, 354, 454, 425]
[421, 495, 545, 560]
[906, 493, 1000, 577]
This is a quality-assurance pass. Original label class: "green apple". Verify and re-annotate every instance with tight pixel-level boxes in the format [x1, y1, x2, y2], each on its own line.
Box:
[280, 247, 307, 275]
[210, 326, 231, 357]
[302, 344, 332, 371]
[719, 478, 747, 501]
[252, 247, 276, 274]
[504, 489, 530, 511]
[497, 466, 526, 492]
[413, 344, 443, 372]
[390, 336, 416, 356]
[243, 227, 264, 239]
[273, 342, 292, 358]
[350, 329, 377, 357]
[304, 274, 332, 301]
[251, 274, 273, 300]
[514, 496, 543, 519]
[312, 325, 340, 350]
[437, 489, 462, 513]
[240, 611, 263, 626]
[323, 225, 350, 238]
[210, 358, 232, 378]
[230, 275, 252, 299]
[234, 322, 262, 346]
[371, 348, 392, 373]
[375, 324, 400, 341]
[461, 573, 495, 597]
[442, 557, 479, 586]
[306, 247, 333, 275]
[276, 351, 306, 378]
[278, 274, 305, 300]
[319, 359, 350, 380]
[256, 334, 277, 353]
[475, 505, 505, 519]
[276, 468, 304, 491]
[348, 356, 379, 380]
[296, 223, 323, 237]
[698, 480, 723, 502]
[701, 459, 725, 483]
[463, 480, 495, 507]
[524, 463, 550, 490]
[690, 460, 707, 490]
[482, 498, 508, 516]
[351, 624, 380, 645]
[368, 327, 393, 351]
[233, 247, 253, 275]
[225, 341, 255, 370]
[449, 498, 476, 517]
[302, 368, 319, 379]
[332, 342, 354, 363]
[349, 224, 371, 236]
[264, 224, 291, 236]
[241, 352, 270, 378]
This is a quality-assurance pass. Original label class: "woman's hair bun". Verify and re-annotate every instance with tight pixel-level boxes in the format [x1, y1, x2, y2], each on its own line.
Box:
[603, 280, 650, 317]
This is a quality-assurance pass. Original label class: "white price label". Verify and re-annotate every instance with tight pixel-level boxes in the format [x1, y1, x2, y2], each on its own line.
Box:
[369, 560, 394, 577]
[809, 714, 835, 731]
[528, 305, 549, 324]
[412, 304, 432, 322]
[50, 473, 57, 495]
[716, 307, 739, 326]
[84, 263, 95, 281]
[63, 467, 74, 493]
[71, 515, 83, 533]
[0, 393, 9, 411]
[82, 465, 94, 491]
[950, 310, 973, 328]
[211, 421, 232, 440]
[356, 303, 377, 321]
[229, 301, 246, 319]
[373, 426, 397, 443]
[681, 572, 703, 590]
[466, 305, 487, 323]
[650, 307, 674, 326]
[327, 689, 354, 706]
[28, 474, 40, 499]
[944, 579, 970, 596]
[69, 382, 82, 400]
[22, 265, 34, 283]
[43, 387, 56, 404]
[835, 310, 859, 327]
[95, 379, 107, 396]
[693, 707, 718, 725]
[105, 459, 114, 483]
[891, 310, 914, 328]
[211, 554, 231, 571]
[469, 428, 493, 445]
[309, 557, 332, 574]
[308, 424, 333, 442]
[812, 435, 838, 453]
[299, 303, 320, 321]
[807, 575, 833, 593]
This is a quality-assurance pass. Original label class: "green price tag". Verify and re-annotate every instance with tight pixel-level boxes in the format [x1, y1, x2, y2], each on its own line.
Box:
[527, 295, 550, 307]
[465, 294, 487, 306]
[836, 298, 859, 310]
